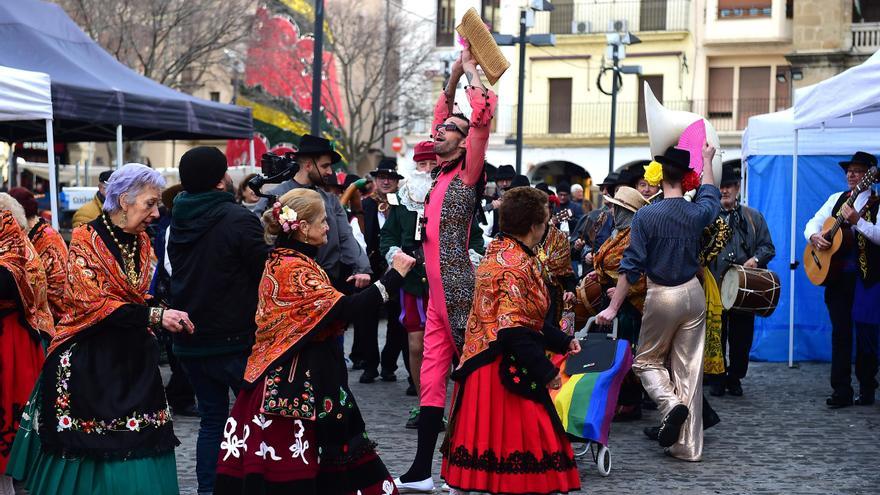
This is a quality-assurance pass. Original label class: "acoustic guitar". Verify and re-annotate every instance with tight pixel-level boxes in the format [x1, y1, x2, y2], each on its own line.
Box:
[803, 167, 880, 286]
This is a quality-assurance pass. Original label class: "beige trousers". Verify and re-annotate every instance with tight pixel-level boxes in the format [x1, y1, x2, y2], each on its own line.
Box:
[633, 277, 706, 461]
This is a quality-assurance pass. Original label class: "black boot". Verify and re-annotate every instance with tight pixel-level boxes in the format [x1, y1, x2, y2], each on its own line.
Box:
[398, 406, 444, 483]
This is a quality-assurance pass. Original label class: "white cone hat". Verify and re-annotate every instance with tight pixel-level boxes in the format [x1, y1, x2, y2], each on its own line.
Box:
[644, 81, 723, 187]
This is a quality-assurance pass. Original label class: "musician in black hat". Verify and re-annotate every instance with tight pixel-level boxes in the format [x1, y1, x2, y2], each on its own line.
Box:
[483, 164, 516, 237]
[598, 143, 720, 462]
[554, 181, 584, 235]
[572, 172, 621, 270]
[707, 160, 775, 397]
[805, 150, 880, 408]
[254, 134, 371, 289]
[353, 157, 410, 384]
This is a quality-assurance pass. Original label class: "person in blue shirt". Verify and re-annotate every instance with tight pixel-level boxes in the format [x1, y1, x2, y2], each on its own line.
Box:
[598, 143, 720, 462]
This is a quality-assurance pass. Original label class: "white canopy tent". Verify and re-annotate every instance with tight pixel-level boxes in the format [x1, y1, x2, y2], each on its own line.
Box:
[0, 65, 59, 229]
[744, 50, 880, 366]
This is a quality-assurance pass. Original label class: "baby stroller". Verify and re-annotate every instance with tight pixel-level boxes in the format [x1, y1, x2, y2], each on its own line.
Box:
[550, 317, 633, 477]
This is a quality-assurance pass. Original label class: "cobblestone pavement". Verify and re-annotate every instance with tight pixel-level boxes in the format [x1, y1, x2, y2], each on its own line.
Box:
[167, 324, 880, 494]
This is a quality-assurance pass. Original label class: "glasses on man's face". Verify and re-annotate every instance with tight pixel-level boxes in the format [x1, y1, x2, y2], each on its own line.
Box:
[847, 168, 868, 176]
[435, 122, 467, 136]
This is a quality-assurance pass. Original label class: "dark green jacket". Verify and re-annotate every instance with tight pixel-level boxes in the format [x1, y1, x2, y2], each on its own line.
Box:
[380, 204, 485, 296]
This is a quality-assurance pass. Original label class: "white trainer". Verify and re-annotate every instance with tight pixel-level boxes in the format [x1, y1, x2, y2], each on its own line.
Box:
[393, 477, 435, 493]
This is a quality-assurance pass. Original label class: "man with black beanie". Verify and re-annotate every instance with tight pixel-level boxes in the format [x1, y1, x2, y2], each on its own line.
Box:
[167, 146, 270, 495]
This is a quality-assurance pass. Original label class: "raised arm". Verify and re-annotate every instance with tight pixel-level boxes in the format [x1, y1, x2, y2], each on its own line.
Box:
[461, 47, 498, 186]
[431, 57, 465, 138]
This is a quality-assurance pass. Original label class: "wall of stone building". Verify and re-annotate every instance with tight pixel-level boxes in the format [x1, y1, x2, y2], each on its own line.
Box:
[791, 0, 852, 53]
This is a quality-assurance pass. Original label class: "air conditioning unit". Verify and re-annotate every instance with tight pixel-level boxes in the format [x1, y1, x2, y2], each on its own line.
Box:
[607, 19, 628, 33]
[571, 20, 591, 34]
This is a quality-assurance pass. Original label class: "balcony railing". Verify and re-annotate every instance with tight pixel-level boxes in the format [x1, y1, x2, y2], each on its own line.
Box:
[508, 98, 789, 138]
[528, 0, 690, 36]
[852, 22, 880, 53]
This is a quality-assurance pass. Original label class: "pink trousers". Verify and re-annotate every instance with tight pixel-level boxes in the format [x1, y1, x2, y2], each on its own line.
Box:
[418, 292, 457, 408]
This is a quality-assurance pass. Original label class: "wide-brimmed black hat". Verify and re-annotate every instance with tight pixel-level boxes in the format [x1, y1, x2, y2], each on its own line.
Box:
[509, 174, 530, 189]
[494, 164, 516, 181]
[839, 151, 877, 171]
[370, 158, 404, 180]
[295, 134, 342, 163]
[599, 172, 620, 188]
[654, 146, 691, 171]
[721, 160, 742, 186]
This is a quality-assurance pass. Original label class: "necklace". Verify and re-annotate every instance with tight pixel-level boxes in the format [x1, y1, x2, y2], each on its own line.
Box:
[101, 213, 139, 286]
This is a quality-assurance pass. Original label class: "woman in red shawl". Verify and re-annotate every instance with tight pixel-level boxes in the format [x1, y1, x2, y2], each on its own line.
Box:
[0, 195, 54, 495]
[441, 187, 581, 495]
[9, 187, 68, 321]
[214, 188, 415, 495]
[6, 164, 193, 495]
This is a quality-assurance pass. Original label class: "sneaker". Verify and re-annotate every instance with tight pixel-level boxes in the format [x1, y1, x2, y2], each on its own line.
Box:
[406, 407, 420, 429]
[394, 477, 434, 493]
[441, 482, 451, 492]
[657, 404, 689, 448]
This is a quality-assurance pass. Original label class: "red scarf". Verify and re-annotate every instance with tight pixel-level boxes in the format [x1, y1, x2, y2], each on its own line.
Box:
[244, 248, 343, 383]
[459, 236, 549, 368]
[49, 224, 152, 354]
[0, 211, 54, 339]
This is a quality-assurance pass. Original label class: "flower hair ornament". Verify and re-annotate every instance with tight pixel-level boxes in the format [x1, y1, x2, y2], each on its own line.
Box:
[272, 202, 300, 233]
[643, 161, 663, 187]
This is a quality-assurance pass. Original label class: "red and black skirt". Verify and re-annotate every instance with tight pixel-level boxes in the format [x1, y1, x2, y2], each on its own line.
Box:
[214, 339, 398, 495]
[0, 310, 44, 472]
[441, 355, 581, 495]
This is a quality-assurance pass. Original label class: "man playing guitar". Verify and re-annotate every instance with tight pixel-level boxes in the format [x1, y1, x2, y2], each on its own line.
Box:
[804, 151, 880, 408]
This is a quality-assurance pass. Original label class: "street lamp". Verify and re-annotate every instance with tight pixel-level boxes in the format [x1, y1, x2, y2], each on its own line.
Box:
[493, 1, 555, 175]
[601, 29, 641, 175]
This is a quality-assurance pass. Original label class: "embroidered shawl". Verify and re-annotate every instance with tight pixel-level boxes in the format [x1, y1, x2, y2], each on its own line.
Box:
[538, 225, 574, 284]
[244, 248, 343, 383]
[459, 236, 549, 368]
[593, 227, 647, 313]
[29, 220, 69, 319]
[0, 211, 54, 338]
[49, 224, 152, 354]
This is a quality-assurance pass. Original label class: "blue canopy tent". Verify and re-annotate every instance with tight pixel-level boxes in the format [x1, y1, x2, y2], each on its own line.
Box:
[742, 51, 880, 364]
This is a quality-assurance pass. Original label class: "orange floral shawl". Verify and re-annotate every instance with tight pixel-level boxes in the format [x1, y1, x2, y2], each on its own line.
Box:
[0, 211, 54, 338]
[49, 224, 152, 354]
[459, 236, 549, 368]
[244, 248, 343, 383]
[593, 227, 647, 313]
[538, 225, 574, 284]
[30, 220, 69, 320]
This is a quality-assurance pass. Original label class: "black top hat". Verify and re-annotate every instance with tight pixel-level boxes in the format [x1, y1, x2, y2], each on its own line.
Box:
[654, 146, 691, 171]
[494, 165, 516, 181]
[839, 151, 877, 171]
[371, 158, 404, 180]
[720, 160, 742, 185]
[295, 134, 342, 163]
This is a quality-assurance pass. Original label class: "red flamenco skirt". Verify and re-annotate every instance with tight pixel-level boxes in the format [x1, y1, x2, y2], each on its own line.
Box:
[441, 356, 581, 494]
[0, 311, 44, 472]
[214, 385, 398, 495]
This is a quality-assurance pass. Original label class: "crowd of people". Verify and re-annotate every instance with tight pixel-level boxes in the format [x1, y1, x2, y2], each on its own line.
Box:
[0, 44, 876, 495]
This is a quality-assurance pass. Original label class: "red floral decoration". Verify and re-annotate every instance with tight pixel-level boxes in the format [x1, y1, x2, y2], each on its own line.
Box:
[682, 170, 700, 192]
[548, 195, 561, 208]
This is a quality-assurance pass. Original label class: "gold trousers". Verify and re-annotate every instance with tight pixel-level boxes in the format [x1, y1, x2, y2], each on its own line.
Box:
[633, 277, 706, 461]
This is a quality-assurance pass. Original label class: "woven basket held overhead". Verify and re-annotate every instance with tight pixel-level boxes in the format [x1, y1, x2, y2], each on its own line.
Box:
[455, 7, 510, 86]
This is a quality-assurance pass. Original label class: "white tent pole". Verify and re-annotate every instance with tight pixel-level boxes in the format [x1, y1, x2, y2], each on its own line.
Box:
[6, 143, 14, 188]
[85, 142, 93, 186]
[788, 129, 799, 368]
[45, 119, 60, 231]
[116, 125, 123, 168]
[249, 138, 256, 169]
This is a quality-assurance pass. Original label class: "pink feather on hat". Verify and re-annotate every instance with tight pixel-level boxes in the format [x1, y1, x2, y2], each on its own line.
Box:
[676, 119, 706, 174]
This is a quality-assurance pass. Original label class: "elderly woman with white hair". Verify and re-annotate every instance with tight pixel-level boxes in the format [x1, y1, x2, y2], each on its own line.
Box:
[0, 193, 53, 495]
[6, 164, 194, 495]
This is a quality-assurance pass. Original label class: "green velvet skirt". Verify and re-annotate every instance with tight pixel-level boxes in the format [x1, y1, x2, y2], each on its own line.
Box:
[5, 378, 179, 495]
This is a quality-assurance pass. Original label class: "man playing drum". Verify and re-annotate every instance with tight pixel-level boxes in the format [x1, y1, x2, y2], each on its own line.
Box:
[708, 161, 775, 397]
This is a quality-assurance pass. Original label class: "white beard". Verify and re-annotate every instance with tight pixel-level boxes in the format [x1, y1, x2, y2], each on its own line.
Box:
[399, 171, 433, 212]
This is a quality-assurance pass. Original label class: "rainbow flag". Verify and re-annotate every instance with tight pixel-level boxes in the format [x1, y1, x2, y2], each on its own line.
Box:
[550, 339, 633, 446]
